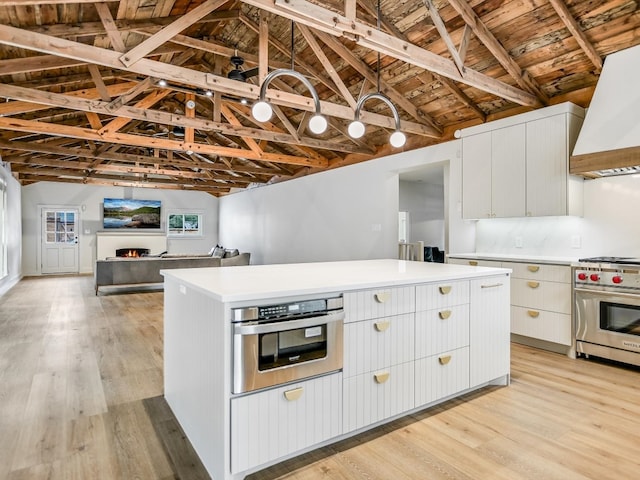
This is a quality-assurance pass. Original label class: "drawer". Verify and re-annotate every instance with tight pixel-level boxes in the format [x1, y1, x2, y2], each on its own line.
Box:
[511, 306, 572, 346]
[448, 258, 503, 268]
[508, 262, 571, 283]
[343, 313, 414, 378]
[231, 373, 342, 473]
[343, 362, 414, 433]
[416, 280, 469, 311]
[415, 347, 470, 407]
[344, 286, 415, 323]
[511, 278, 571, 314]
[415, 305, 469, 359]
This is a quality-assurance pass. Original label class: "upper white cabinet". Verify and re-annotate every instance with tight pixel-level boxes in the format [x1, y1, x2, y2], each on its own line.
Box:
[461, 103, 584, 219]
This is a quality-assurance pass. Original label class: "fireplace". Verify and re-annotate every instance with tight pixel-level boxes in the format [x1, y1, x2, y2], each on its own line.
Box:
[116, 248, 150, 258]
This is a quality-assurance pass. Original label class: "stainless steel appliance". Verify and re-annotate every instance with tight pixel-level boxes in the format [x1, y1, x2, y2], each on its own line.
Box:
[232, 296, 344, 393]
[575, 257, 640, 366]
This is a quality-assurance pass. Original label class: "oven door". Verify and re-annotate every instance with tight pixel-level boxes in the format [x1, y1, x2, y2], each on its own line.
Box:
[232, 311, 344, 394]
[575, 288, 640, 352]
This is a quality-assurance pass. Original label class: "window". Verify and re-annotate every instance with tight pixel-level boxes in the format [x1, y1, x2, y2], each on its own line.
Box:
[167, 211, 204, 237]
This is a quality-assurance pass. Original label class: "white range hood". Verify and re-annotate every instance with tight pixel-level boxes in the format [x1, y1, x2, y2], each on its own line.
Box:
[570, 44, 640, 177]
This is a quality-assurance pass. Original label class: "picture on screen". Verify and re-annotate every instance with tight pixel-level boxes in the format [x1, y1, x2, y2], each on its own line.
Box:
[103, 198, 161, 229]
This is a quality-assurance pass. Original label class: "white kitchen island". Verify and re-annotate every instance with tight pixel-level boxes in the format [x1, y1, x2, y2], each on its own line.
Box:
[162, 259, 511, 480]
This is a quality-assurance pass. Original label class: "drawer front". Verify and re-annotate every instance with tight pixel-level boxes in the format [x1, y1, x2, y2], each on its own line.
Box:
[511, 306, 572, 345]
[415, 305, 469, 359]
[509, 262, 571, 282]
[344, 286, 415, 323]
[343, 362, 414, 433]
[416, 280, 470, 311]
[415, 347, 470, 407]
[231, 373, 343, 473]
[448, 258, 503, 268]
[343, 313, 414, 378]
[511, 278, 571, 314]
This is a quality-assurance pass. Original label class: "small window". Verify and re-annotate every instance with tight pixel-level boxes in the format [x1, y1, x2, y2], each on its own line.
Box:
[167, 211, 204, 237]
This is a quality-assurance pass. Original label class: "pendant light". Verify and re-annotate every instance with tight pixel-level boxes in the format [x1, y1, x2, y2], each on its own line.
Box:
[348, 0, 406, 148]
[252, 21, 327, 134]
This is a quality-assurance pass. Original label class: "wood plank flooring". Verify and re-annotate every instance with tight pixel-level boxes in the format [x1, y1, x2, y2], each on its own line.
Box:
[2, 275, 640, 479]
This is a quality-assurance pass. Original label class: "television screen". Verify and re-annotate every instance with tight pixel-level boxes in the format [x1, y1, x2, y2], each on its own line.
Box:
[103, 198, 161, 229]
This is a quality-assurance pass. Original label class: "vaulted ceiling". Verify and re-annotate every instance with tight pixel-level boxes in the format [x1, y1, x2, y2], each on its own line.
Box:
[0, 0, 638, 195]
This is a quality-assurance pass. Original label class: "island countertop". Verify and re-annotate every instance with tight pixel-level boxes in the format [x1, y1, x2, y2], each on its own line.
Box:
[161, 258, 511, 302]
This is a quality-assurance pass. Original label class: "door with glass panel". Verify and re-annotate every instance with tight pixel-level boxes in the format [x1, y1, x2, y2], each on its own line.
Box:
[41, 207, 79, 274]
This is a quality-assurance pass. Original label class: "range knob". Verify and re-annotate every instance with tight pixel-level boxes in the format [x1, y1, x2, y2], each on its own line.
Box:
[612, 275, 623, 284]
[577, 272, 587, 281]
[590, 273, 600, 282]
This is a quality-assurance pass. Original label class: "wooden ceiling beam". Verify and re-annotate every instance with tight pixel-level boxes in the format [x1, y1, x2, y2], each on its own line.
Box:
[94, 2, 127, 53]
[423, 0, 465, 76]
[547, 0, 603, 72]
[241, 0, 541, 107]
[120, 0, 230, 67]
[0, 23, 436, 136]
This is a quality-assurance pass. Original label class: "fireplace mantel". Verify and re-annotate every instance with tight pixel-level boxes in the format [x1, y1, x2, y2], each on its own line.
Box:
[96, 232, 167, 260]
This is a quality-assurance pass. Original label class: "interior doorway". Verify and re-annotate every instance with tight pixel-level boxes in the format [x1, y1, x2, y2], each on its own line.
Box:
[399, 164, 446, 261]
[40, 206, 79, 274]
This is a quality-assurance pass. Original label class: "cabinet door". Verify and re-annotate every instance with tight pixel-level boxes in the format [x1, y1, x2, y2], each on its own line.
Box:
[526, 114, 567, 216]
[462, 132, 492, 219]
[415, 347, 469, 406]
[469, 276, 510, 387]
[491, 124, 526, 218]
[230, 374, 342, 473]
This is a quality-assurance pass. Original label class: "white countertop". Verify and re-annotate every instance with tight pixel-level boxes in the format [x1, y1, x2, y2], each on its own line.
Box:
[161, 259, 511, 302]
[447, 253, 578, 266]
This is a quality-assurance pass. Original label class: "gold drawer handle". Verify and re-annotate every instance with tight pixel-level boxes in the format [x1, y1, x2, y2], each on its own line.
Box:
[439, 310, 452, 320]
[527, 310, 540, 318]
[283, 387, 303, 401]
[374, 292, 390, 303]
[439, 355, 452, 365]
[527, 265, 540, 273]
[527, 281, 540, 289]
[439, 286, 452, 295]
[469, 260, 478, 266]
[374, 372, 390, 384]
[374, 320, 390, 332]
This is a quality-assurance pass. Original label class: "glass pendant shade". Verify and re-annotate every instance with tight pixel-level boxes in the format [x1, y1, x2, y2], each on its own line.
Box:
[348, 120, 365, 139]
[252, 100, 273, 122]
[309, 114, 328, 134]
[390, 130, 407, 148]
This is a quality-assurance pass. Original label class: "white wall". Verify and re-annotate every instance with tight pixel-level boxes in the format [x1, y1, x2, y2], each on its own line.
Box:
[219, 140, 475, 265]
[474, 174, 640, 258]
[0, 164, 22, 297]
[399, 179, 445, 249]
[21, 183, 219, 275]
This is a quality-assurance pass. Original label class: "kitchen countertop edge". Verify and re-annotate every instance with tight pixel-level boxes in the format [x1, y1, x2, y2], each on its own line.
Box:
[447, 253, 578, 266]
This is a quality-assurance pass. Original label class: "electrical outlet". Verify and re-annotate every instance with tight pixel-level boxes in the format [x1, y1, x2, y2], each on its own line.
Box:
[571, 235, 582, 249]
[515, 236, 523, 248]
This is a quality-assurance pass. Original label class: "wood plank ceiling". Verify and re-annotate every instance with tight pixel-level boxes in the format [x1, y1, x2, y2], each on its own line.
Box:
[0, 0, 637, 196]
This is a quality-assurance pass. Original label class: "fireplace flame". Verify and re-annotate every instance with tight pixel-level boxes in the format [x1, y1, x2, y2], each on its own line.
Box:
[124, 250, 139, 258]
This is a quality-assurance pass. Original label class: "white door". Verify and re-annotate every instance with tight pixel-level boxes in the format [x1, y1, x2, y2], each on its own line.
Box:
[41, 207, 79, 274]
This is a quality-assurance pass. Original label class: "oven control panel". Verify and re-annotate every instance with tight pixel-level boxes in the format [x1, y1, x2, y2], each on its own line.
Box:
[574, 268, 640, 291]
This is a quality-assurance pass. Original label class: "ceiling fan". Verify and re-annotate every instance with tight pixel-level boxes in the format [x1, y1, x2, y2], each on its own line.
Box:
[227, 55, 259, 82]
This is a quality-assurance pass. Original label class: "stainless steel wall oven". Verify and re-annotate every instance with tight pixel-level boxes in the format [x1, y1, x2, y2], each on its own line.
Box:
[231, 296, 344, 394]
[575, 257, 640, 367]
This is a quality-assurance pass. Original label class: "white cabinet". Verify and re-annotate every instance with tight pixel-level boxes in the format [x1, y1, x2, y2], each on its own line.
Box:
[510, 262, 572, 346]
[461, 103, 584, 219]
[462, 124, 526, 218]
[230, 373, 342, 473]
[469, 277, 510, 387]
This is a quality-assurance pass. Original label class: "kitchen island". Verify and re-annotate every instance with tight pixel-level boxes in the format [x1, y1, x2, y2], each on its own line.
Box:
[162, 259, 511, 480]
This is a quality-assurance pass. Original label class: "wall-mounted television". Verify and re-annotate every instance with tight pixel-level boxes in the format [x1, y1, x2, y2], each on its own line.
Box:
[103, 198, 162, 229]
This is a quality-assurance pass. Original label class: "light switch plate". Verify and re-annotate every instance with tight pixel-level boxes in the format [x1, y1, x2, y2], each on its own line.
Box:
[515, 236, 523, 248]
[571, 235, 581, 248]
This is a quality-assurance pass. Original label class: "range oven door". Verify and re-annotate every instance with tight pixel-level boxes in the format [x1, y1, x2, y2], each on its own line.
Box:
[232, 311, 344, 394]
[575, 288, 640, 352]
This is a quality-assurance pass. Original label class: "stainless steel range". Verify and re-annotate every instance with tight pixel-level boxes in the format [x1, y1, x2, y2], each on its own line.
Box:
[574, 257, 640, 367]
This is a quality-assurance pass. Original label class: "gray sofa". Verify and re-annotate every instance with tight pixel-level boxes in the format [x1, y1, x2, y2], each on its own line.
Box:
[95, 252, 250, 294]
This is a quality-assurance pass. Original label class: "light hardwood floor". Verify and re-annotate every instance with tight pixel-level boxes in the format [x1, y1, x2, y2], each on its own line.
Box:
[1, 275, 639, 479]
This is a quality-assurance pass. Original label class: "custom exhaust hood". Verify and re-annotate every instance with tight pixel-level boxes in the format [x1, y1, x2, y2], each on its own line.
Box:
[570, 44, 640, 178]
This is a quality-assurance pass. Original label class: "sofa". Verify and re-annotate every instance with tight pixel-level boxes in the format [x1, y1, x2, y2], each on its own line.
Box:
[95, 252, 250, 294]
